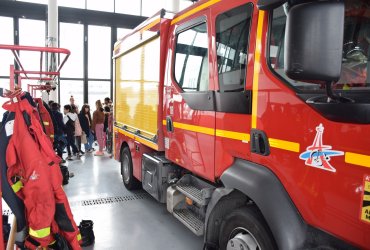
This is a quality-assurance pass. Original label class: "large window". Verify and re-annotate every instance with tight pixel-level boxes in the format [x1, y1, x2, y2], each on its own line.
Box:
[19, 19, 46, 72]
[115, 0, 141, 15]
[216, 4, 253, 92]
[88, 81, 111, 110]
[88, 25, 111, 79]
[174, 22, 209, 92]
[87, 0, 114, 12]
[0, 17, 14, 77]
[58, 0, 85, 9]
[269, 0, 370, 91]
[141, 0, 163, 17]
[60, 22, 84, 78]
[59, 80, 84, 107]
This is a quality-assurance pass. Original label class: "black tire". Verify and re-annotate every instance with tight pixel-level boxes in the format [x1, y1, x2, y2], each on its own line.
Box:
[219, 206, 277, 250]
[121, 146, 141, 190]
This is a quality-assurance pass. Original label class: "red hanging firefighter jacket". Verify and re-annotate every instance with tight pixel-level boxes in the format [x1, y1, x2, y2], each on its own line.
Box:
[34, 98, 55, 144]
[4, 95, 82, 249]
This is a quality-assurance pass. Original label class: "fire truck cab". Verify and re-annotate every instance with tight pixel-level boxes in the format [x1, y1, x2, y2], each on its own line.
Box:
[113, 0, 370, 249]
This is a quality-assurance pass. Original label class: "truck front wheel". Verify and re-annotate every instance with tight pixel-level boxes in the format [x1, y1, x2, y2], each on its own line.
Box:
[121, 146, 141, 190]
[219, 206, 276, 250]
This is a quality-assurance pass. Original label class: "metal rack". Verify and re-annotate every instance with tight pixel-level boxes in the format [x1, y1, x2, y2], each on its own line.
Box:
[0, 44, 70, 92]
[0, 44, 70, 249]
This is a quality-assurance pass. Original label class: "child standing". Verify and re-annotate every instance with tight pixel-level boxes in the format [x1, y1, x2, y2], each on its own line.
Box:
[92, 100, 105, 156]
[63, 104, 79, 160]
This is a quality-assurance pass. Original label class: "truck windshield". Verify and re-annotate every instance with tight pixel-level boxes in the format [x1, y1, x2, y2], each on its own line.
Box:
[269, 0, 370, 92]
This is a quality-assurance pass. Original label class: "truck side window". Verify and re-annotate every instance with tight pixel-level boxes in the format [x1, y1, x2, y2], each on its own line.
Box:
[174, 22, 209, 92]
[216, 3, 253, 92]
[269, 1, 370, 91]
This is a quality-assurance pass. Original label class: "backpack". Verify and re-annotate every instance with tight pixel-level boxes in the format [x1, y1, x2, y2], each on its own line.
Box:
[65, 116, 75, 136]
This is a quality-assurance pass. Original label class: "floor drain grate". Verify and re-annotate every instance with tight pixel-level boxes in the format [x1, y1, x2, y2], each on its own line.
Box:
[71, 193, 149, 207]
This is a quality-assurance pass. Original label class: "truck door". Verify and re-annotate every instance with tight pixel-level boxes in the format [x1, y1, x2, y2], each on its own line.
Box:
[164, 9, 216, 181]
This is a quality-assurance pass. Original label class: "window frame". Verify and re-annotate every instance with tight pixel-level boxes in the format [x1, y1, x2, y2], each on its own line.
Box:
[215, 2, 254, 93]
[173, 16, 210, 93]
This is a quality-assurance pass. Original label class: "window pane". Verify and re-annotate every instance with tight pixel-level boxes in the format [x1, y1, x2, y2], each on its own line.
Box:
[59, 80, 84, 107]
[19, 19, 46, 72]
[88, 81, 111, 109]
[141, 0, 163, 17]
[88, 25, 111, 79]
[60, 23, 84, 78]
[87, 0, 114, 12]
[58, 0, 85, 9]
[269, 0, 370, 91]
[115, 0, 140, 15]
[0, 79, 10, 120]
[0, 17, 14, 76]
[174, 23, 209, 92]
[216, 4, 253, 92]
[117, 28, 132, 41]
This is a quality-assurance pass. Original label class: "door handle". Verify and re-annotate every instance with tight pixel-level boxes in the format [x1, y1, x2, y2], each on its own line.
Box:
[250, 129, 270, 156]
[166, 116, 174, 132]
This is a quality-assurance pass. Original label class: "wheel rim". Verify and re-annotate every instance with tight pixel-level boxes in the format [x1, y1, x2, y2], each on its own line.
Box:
[122, 154, 130, 184]
[227, 227, 261, 250]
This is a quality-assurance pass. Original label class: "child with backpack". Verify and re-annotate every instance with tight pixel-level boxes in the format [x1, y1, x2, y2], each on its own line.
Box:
[63, 104, 79, 160]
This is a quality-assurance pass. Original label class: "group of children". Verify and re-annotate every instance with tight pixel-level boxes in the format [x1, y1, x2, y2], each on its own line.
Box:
[51, 96, 113, 161]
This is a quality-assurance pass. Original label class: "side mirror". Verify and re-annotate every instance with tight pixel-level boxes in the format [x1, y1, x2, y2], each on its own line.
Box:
[284, 1, 345, 82]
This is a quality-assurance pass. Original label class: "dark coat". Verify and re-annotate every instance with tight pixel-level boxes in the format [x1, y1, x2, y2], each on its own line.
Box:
[51, 110, 65, 136]
[78, 112, 91, 135]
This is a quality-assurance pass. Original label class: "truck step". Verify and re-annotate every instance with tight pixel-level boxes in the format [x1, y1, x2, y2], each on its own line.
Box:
[176, 184, 203, 205]
[173, 208, 204, 236]
[175, 174, 215, 206]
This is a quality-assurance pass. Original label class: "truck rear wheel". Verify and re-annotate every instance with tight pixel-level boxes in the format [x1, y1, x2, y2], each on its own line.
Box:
[121, 146, 141, 190]
[219, 206, 276, 250]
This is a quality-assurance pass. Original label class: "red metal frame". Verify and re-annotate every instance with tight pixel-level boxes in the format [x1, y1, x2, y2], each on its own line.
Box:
[0, 44, 70, 92]
[0, 45, 70, 248]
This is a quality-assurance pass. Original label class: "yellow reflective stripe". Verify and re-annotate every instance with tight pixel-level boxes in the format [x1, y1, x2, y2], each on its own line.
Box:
[77, 233, 82, 241]
[173, 122, 214, 136]
[116, 128, 159, 151]
[251, 11, 265, 129]
[345, 152, 370, 168]
[29, 227, 50, 238]
[216, 129, 250, 142]
[43, 121, 49, 126]
[171, 0, 221, 25]
[117, 128, 135, 139]
[140, 18, 161, 33]
[269, 138, 300, 153]
[50, 134, 54, 138]
[135, 136, 159, 151]
[11, 181, 23, 193]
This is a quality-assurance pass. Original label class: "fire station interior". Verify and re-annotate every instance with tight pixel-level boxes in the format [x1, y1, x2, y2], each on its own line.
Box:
[0, 0, 203, 249]
[1, 0, 370, 249]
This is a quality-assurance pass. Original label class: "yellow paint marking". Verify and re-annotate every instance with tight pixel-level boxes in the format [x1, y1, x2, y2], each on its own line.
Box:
[269, 138, 300, 153]
[216, 129, 250, 142]
[345, 152, 370, 168]
[171, 0, 222, 25]
[251, 11, 265, 129]
[116, 127, 158, 150]
[173, 122, 214, 135]
[140, 18, 161, 33]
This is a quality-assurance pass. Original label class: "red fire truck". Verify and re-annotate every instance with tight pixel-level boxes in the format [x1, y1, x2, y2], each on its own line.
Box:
[113, 0, 370, 249]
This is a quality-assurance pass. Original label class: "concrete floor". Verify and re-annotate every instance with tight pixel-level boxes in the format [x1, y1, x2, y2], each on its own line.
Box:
[63, 151, 204, 250]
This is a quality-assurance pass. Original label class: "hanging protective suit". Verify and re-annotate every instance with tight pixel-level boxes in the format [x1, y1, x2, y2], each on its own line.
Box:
[3, 93, 82, 249]
[34, 98, 55, 144]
